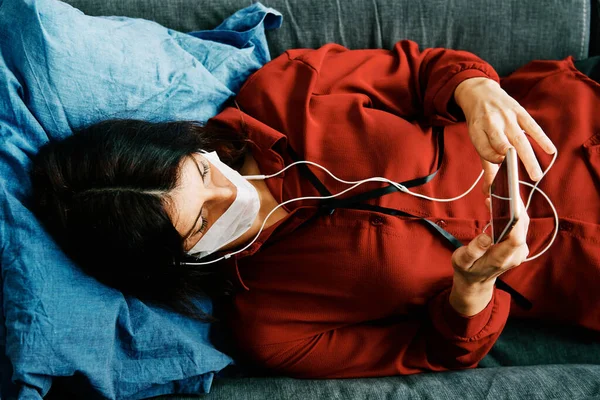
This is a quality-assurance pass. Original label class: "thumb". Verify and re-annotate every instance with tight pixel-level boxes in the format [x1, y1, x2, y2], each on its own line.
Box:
[452, 234, 492, 270]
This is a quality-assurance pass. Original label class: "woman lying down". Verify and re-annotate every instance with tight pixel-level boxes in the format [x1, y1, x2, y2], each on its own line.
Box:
[29, 40, 600, 377]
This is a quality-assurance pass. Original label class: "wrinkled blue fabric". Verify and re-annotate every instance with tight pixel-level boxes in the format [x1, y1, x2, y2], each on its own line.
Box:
[0, 0, 282, 399]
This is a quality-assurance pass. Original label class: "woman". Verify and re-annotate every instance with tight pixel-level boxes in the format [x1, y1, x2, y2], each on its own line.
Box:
[29, 40, 600, 378]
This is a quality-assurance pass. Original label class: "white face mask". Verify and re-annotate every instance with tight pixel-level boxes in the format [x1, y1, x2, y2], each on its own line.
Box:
[186, 151, 260, 259]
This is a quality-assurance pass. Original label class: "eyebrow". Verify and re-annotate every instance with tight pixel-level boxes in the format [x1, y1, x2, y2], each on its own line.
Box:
[183, 157, 205, 240]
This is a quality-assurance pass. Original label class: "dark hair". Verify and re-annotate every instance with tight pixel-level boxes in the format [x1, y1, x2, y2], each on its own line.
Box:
[28, 119, 248, 322]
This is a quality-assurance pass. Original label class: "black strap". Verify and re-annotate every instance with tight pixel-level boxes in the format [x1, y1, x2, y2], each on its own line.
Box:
[286, 127, 533, 310]
[287, 145, 332, 197]
[321, 127, 445, 212]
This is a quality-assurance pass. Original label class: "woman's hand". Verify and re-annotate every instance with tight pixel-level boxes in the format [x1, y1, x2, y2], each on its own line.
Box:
[453, 77, 557, 193]
[449, 196, 530, 316]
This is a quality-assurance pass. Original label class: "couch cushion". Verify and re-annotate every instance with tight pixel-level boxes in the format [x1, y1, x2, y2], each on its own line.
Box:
[147, 364, 600, 400]
[63, 0, 590, 76]
[481, 318, 600, 367]
[138, 317, 600, 400]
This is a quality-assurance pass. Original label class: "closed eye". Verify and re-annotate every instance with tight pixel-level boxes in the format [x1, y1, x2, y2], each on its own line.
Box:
[200, 159, 210, 181]
[199, 218, 208, 234]
[186, 157, 211, 245]
[197, 159, 211, 234]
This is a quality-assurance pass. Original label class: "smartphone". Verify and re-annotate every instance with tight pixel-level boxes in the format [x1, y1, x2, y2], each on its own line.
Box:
[489, 147, 521, 244]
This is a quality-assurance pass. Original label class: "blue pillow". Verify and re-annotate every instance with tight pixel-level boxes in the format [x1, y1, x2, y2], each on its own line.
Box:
[0, 0, 282, 398]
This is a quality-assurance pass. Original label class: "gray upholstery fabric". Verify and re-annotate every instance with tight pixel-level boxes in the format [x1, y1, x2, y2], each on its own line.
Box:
[148, 320, 600, 400]
[480, 318, 600, 367]
[151, 365, 600, 400]
[63, 0, 590, 76]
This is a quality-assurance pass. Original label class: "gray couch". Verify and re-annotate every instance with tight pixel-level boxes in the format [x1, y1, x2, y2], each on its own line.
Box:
[61, 0, 600, 399]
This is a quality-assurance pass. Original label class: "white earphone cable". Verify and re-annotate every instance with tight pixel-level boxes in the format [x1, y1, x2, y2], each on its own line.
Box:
[519, 180, 559, 261]
[183, 172, 410, 265]
[183, 151, 558, 266]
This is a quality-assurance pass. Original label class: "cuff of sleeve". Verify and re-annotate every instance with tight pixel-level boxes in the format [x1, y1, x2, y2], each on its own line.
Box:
[428, 64, 500, 125]
[430, 286, 511, 339]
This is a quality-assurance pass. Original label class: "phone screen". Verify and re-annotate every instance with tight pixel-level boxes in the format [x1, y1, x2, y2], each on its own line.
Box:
[490, 156, 513, 243]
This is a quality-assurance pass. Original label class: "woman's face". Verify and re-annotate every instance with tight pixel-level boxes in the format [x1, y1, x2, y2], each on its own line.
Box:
[168, 153, 236, 251]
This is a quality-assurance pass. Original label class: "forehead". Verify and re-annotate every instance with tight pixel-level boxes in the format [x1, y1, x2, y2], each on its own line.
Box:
[181, 153, 201, 176]
[171, 155, 196, 193]
[169, 154, 204, 229]
[178, 153, 208, 183]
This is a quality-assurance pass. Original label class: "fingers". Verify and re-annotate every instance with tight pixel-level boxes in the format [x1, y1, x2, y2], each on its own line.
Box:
[470, 128, 504, 164]
[478, 120, 550, 183]
[465, 92, 557, 183]
[451, 200, 531, 285]
[484, 127, 512, 158]
[488, 196, 530, 263]
[505, 122, 543, 181]
[452, 233, 492, 271]
[487, 240, 530, 271]
[517, 110, 557, 155]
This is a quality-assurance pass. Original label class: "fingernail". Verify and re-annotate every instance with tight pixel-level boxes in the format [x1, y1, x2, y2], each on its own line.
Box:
[478, 234, 492, 247]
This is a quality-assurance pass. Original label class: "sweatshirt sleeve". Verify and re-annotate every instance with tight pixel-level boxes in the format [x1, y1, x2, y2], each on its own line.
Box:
[230, 286, 511, 378]
[236, 39, 500, 127]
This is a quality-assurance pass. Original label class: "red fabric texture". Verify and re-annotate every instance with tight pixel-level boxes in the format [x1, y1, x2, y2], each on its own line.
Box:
[208, 40, 600, 378]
